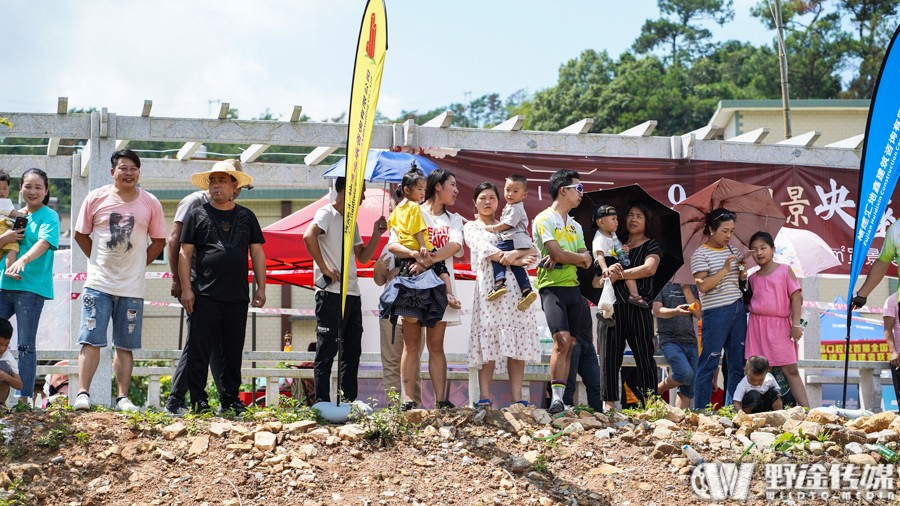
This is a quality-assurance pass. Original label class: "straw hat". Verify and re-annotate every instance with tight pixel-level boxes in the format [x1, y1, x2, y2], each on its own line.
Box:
[190, 159, 254, 190]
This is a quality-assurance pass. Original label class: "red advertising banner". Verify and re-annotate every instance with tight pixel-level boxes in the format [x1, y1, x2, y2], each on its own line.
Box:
[433, 151, 890, 276]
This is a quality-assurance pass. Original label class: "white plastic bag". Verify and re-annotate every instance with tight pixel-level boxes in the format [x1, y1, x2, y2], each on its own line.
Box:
[599, 278, 615, 318]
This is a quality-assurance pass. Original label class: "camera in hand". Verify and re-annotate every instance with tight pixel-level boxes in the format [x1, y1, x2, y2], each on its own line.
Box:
[12, 216, 27, 230]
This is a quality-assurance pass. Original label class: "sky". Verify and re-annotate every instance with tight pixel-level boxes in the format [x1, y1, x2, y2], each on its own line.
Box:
[1, 0, 775, 122]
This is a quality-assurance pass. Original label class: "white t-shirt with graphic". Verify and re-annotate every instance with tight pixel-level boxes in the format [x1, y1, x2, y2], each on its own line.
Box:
[75, 186, 167, 298]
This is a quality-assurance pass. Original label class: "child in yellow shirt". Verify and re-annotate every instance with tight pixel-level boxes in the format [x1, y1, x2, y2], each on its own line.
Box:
[387, 170, 460, 309]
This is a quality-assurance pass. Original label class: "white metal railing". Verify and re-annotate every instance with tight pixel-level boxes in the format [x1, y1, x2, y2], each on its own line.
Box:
[31, 349, 888, 411]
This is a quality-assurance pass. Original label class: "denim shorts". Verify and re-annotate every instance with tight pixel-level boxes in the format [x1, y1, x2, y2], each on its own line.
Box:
[660, 340, 698, 399]
[77, 287, 143, 350]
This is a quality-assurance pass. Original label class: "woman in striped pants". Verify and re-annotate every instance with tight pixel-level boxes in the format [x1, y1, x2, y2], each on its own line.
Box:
[603, 202, 661, 409]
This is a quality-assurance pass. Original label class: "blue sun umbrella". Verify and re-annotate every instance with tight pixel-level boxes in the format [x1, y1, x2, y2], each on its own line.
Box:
[323, 150, 439, 183]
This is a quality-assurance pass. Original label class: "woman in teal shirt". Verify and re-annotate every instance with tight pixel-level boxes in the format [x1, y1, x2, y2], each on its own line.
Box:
[0, 168, 60, 405]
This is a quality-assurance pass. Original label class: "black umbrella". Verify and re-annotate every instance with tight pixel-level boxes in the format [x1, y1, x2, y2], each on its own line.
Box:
[571, 184, 683, 304]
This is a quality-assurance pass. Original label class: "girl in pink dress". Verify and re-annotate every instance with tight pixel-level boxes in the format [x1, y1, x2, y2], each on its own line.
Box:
[745, 231, 809, 407]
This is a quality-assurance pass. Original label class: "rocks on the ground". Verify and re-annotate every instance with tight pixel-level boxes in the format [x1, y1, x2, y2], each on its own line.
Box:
[789, 421, 824, 437]
[867, 430, 899, 444]
[662, 404, 685, 423]
[209, 422, 232, 437]
[697, 415, 724, 436]
[848, 453, 878, 465]
[188, 435, 210, 455]
[562, 422, 585, 436]
[509, 456, 532, 474]
[156, 449, 176, 462]
[848, 411, 896, 433]
[284, 420, 317, 433]
[650, 442, 677, 459]
[594, 428, 615, 439]
[749, 431, 777, 448]
[297, 444, 317, 460]
[806, 408, 841, 425]
[308, 427, 330, 439]
[844, 442, 865, 455]
[161, 422, 186, 440]
[830, 428, 867, 446]
[404, 409, 429, 425]
[439, 426, 456, 439]
[254, 431, 277, 452]
[338, 424, 366, 441]
[808, 441, 825, 455]
[532, 409, 552, 425]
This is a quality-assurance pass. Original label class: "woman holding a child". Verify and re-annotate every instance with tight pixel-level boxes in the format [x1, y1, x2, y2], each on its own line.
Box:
[603, 202, 661, 409]
[388, 168, 464, 410]
[464, 182, 541, 409]
[0, 168, 60, 405]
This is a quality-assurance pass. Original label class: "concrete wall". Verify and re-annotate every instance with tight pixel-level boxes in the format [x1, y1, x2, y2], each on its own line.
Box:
[730, 109, 868, 146]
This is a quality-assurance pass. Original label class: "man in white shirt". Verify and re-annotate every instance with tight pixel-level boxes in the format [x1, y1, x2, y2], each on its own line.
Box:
[304, 177, 386, 403]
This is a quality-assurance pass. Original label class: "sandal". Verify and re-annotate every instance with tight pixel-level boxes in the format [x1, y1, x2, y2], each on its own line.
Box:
[627, 294, 650, 309]
[474, 399, 492, 411]
[517, 290, 537, 311]
[487, 280, 507, 302]
[401, 400, 418, 412]
[447, 293, 462, 310]
[512, 400, 529, 407]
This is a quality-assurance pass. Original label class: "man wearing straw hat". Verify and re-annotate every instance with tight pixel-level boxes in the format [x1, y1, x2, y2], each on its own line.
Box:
[165, 159, 252, 415]
[178, 161, 267, 415]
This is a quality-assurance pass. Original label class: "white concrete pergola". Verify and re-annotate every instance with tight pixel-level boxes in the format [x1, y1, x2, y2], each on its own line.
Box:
[0, 98, 864, 407]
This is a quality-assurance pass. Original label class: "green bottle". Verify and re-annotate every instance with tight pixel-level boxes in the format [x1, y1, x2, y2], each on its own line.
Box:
[866, 444, 900, 463]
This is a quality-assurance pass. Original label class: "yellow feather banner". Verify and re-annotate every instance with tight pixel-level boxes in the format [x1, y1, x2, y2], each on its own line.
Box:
[342, 0, 387, 315]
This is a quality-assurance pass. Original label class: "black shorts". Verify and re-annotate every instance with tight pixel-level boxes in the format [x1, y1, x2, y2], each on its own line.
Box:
[539, 285, 591, 338]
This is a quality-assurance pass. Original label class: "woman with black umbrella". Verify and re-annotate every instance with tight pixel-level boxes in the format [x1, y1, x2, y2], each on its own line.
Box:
[603, 202, 662, 409]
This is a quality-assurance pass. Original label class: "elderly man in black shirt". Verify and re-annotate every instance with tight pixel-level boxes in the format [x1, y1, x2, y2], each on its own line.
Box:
[178, 163, 267, 415]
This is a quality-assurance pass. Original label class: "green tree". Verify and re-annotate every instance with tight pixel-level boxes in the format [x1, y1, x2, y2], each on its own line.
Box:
[837, 0, 899, 97]
[527, 50, 618, 133]
[751, 1, 847, 98]
[634, 0, 735, 65]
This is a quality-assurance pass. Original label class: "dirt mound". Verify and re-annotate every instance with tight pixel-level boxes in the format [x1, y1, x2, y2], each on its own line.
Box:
[0, 402, 893, 505]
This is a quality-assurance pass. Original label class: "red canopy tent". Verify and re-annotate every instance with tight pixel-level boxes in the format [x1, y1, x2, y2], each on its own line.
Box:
[258, 188, 392, 287]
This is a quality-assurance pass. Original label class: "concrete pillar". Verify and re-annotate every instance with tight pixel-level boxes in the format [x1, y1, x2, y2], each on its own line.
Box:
[78, 110, 117, 408]
[802, 277, 823, 407]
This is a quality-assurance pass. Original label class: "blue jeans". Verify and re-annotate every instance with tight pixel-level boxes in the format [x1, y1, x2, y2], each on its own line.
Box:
[77, 287, 144, 350]
[693, 299, 747, 409]
[0, 290, 46, 398]
[491, 240, 532, 293]
[660, 341, 698, 399]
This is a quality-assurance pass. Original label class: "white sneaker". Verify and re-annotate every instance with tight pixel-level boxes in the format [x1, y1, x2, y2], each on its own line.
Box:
[73, 392, 91, 411]
[116, 397, 139, 413]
